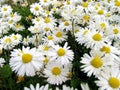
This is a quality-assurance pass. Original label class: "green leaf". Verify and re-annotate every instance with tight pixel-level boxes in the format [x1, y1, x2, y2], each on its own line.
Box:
[1, 64, 12, 78]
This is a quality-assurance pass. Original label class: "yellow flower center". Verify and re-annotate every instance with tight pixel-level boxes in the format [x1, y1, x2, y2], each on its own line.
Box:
[8, 20, 13, 24]
[91, 56, 103, 68]
[47, 35, 53, 40]
[43, 46, 49, 51]
[5, 38, 11, 43]
[92, 33, 102, 41]
[66, 1, 70, 5]
[36, 18, 40, 22]
[82, 2, 88, 7]
[16, 23, 21, 29]
[83, 14, 90, 21]
[3, 7, 7, 11]
[83, 30, 89, 35]
[106, 13, 111, 17]
[113, 28, 119, 34]
[44, 27, 50, 32]
[64, 21, 69, 26]
[98, 9, 104, 15]
[10, 13, 14, 17]
[46, 10, 50, 14]
[22, 53, 32, 63]
[57, 48, 65, 56]
[109, 77, 120, 88]
[35, 6, 40, 11]
[100, 23, 106, 28]
[44, 0, 47, 2]
[56, 32, 62, 37]
[100, 46, 111, 53]
[44, 18, 51, 23]
[115, 1, 120, 6]
[43, 57, 49, 63]
[52, 67, 61, 75]
[12, 35, 17, 40]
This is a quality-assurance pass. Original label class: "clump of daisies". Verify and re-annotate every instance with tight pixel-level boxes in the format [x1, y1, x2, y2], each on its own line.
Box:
[1, 0, 120, 90]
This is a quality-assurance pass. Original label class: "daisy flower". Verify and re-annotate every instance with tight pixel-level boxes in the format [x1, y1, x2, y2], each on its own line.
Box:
[13, 23, 25, 31]
[95, 67, 120, 90]
[0, 58, 5, 67]
[28, 25, 41, 34]
[75, 27, 90, 45]
[80, 50, 111, 77]
[23, 36, 31, 46]
[106, 25, 120, 40]
[52, 28, 67, 43]
[0, 4, 13, 16]
[50, 42, 74, 65]
[7, 12, 21, 22]
[10, 34, 22, 45]
[39, 0, 51, 7]
[30, 34, 42, 46]
[43, 60, 69, 85]
[59, 20, 72, 31]
[84, 30, 107, 50]
[30, 3, 43, 16]
[42, 17, 56, 31]
[9, 47, 44, 76]
[24, 83, 49, 90]
[32, 17, 41, 26]
[99, 43, 120, 63]
[0, 35, 14, 50]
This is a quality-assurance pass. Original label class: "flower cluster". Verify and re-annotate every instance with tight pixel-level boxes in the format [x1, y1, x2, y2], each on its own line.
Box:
[1, 0, 120, 90]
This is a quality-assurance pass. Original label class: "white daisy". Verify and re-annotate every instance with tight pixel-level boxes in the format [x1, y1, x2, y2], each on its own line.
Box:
[80, 50, 111, 77]
[95, 67, 120, 90]
[23, 36, 31, 46]
[13, 23, 25, 31]
[9, 47, 44, 76]
[24, 83, 49, 90]
[50, 42, 74, 65]
[28, 25, 41, 34]
[10, 34, 22, 45]
[0, 4, 13, 16]
[52, 28, 67, 43]
[0, 35, 14, 50]
[84, 30, 108, 50]
[30, 3, 43, 16]
[43, 60, 69, 85]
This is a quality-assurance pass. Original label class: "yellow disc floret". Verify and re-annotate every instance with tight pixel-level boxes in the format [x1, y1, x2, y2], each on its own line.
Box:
[52, 67, 61, 75]
[22, 53, 32, 63]
[113, 28, 119, 34]
[92, 33, 102, 41]
[82, 2, 88, 7]
[56, 32, 62, 37]
[57, 48, 65, 56]
[91, 56, 103, 68]
[108, 77, 120, 88]
[64, 21, 69, 26]
[100, 46, 111, 53]
[44, 18, 51, 23]
[35, 6, 39, 11]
